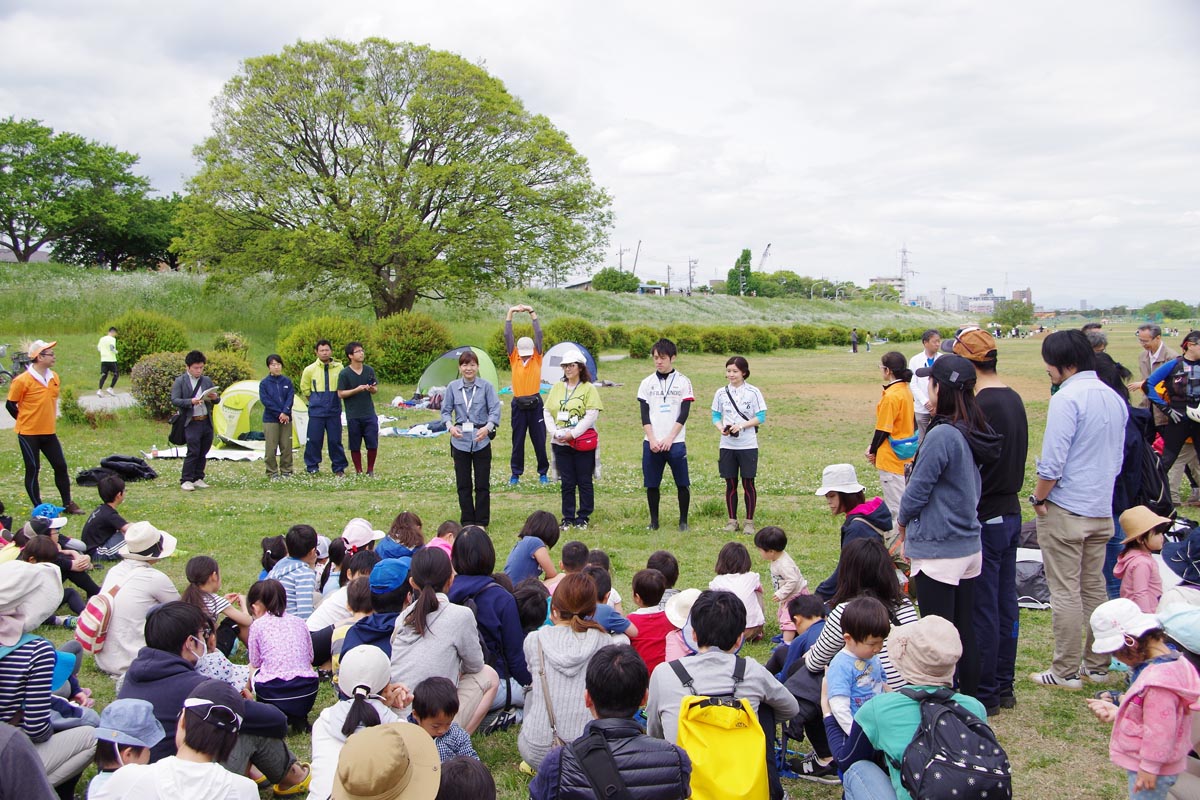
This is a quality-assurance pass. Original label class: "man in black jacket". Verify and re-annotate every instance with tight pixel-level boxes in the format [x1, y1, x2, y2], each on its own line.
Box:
[118, 602, 311, 793]
[529, 644, 690, 800]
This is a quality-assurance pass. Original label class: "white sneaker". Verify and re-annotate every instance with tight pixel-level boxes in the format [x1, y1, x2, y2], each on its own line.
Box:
[192, 479, 210, 489]
[180, 481, 195, 492]
[105, 387, 116, 396]
[96, 390, 104, 397]
[1029, 669, 1082, 690]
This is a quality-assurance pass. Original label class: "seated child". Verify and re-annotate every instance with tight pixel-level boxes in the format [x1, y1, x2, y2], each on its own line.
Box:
[513, 577, 551, 634]
[319, 536, 345, 597]
[181, 555, 252, 654]
[544, 540, 588, 595]
[587, 549, 623, 613]
[195, 613, 251, 693]
[258, 534, 286, 580]
[267, 525, 321, 620]
[664, 588, 701, 662]
[409, 676, 480, 762]
[427, 520, 462, 560]
[772, 594, 828, 681]
[584, 565, 635, 637]
[627, 568, 674, 674]
[826, 596, 889, 734]
[248, 579, 319, 730]
[308, 550, 382, 634]
[377, 511, 423, 560]
[754, 526, 808, 643]
[340, 559, 414, 665]
[436, 757, 496, 800]
[80, 475, 129, 561]
[648, 550, 680, 610]
[89, 698, 165, 799]
[708, 541, 765, 641]
[331, 577, 376, 686]
[503, 511, 560, 585]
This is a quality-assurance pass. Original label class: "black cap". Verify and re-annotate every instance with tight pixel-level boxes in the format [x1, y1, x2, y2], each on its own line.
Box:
[915, 354, 977, 389]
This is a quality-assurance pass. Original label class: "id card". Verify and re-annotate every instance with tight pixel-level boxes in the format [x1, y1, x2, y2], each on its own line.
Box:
[557, 411, 571, 422]
[461, 421, 474, 433]
[658, 403, 672, 414]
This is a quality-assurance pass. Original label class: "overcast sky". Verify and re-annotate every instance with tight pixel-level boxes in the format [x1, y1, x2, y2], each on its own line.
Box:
[4, 1, 1198, 309]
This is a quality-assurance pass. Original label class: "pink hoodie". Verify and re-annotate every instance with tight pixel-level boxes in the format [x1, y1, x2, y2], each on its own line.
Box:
[1114, 548, 1162, 614]
[1110, 654, 1200, 776]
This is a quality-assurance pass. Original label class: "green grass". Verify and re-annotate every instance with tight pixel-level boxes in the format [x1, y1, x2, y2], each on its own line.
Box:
[2, 271, 1156, 798]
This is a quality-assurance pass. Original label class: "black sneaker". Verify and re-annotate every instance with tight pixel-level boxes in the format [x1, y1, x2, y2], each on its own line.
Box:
[998, 691, 1017, 709]
[789, 754, 840, 785]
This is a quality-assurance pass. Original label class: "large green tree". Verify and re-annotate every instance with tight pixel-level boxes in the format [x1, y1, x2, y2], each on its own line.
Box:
[725, 248, 757, 296]
[177, 38, 613, 317]
[990, 299, 1035, 329]
[52, 193, 183, 270]
[0, 118, 148, 262]
[1142, 299, 1195, 320]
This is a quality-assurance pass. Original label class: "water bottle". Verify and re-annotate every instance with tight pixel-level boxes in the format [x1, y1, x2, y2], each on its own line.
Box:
[151, 444, 159, 458]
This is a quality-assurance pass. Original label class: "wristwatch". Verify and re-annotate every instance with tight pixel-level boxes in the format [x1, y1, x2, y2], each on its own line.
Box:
[1028, 494, 1046, 507]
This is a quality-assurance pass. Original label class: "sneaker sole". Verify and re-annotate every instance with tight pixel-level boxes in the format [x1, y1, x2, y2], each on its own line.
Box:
[794, 773, 841, 785]
[1028, 671, 1082, 690]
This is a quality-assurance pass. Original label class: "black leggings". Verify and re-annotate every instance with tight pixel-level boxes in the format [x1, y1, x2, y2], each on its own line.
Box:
[18, 433, 71, 507]
[99, 362, 118, 390]
[1162, 416, 1200, 474]
[913, 571, 979, 697]
[725, 477, 757, 521]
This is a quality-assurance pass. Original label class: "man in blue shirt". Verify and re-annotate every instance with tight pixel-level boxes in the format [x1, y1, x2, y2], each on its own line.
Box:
[1028, 330, 1127, 690]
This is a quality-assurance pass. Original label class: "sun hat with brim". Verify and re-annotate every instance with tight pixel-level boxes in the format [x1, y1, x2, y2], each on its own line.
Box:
[28, 340, 57, 360]
[887, 616, 962, 686]
[557, 348, 586, 366]
[343, 518, 386, 549]
[370, 557, 412, 595]
[940, 326, 997, 362]
[0, 561, 63, 646]
[516, 336, 536, 357]
[815, 463, 865, 496]
[339, 646, 392, 697]
[118, 521, 177, 561]
[333, 722, 441, 800]
[1119, 506, 1173, 545]
[1090, 598, 1161, 654]
[1163, 527, 1200, 585]
[915, 354, 977, 390]
[665, 588, 702, 629]
[96, 698, 166, 749]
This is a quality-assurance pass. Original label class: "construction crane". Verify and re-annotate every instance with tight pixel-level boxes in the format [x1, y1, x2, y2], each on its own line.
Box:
[758, 243, 772, 271]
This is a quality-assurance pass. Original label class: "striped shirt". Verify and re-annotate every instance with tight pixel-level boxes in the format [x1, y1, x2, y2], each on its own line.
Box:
[804, 598, 919, 691]
[0, 637, 56, 742]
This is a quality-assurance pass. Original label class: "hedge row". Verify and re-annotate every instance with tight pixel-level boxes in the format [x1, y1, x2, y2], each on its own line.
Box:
[276, 313, 453, 385]
[130, 351, 255, 419]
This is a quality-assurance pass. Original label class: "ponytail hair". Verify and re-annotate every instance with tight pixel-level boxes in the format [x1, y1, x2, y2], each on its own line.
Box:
[340, 683, 383, 737]
[405, 548, 452, 637]
[320, 538, 347, 592]
[881, 351, 912, 382]
[551, 573, 605, 635]
[182, 555, 219, 612]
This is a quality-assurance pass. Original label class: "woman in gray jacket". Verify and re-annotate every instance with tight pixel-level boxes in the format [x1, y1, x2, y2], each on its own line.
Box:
[897, 354, 1001, 697]
[441, 349, 502, 527]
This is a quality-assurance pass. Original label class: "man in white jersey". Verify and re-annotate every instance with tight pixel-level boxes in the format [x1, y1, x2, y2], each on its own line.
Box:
[638, 339, 694, 531]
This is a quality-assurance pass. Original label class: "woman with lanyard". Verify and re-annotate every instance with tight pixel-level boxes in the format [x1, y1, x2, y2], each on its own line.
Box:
[867, 351, 917, 541]
[712, 356, 767, 535]
[1145, 330, 1200, 474]
[442, 349, 501, 528]
[543, 349, 604, 529]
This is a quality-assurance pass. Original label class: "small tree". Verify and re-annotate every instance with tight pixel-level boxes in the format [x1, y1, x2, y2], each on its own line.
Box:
[1142, 299, 1195, 320]
[990, 300, 1035, 330]
[725, 248, 756, 296]
[591, 267, 640, 293]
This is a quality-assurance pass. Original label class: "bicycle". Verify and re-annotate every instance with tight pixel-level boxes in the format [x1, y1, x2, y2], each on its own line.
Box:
[0, 345, 31, 387]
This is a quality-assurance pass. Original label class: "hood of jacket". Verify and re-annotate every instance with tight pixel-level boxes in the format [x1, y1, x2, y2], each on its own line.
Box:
[534, 625, 608, 678]
[1133, 652, 1200, 709]
[123, 646, 196, 685]
[1114, 548, 1154, 580]
[345, 612, 401, 656]
[845, 496, 893, 533]
[930, 416, 1004, 466]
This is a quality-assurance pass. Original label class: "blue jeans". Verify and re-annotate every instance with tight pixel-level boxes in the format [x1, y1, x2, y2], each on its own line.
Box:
[1128, 770, 1177, 799]
[974, 513, 1021, 708]
[842, 761, 897, 799]
[304, 415, 348, 474]
[1104, 514, 1126, 599]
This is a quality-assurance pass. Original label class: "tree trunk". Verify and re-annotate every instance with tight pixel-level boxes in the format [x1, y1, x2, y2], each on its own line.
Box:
[376, 288, 418, 318]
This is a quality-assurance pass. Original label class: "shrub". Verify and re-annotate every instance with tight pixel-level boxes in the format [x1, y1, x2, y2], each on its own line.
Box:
[745, 326, 779, 353]
[131, 351, 253, 420]
[790, 325, 822, 349]
[627, 326, 658, 359]
[605, 323, 630, 349]
[368, 313, 454, 384]
[212, 331, 250, 359]
[769, 325, 794, 349]
[699, 327, 731, 354]
[110, 310, 189, 373]
[59, 387, 88, 426]
[876, 327, 901, 343]
[485, 323, 534, 371]
[277, 316, 371, 384]
[823, 325, 851, 346]
[543, 316, 606, 358]
[662, 324, 703, 354]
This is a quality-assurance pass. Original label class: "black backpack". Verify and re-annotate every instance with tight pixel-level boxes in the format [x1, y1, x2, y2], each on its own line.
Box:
[894, 688, 1012, 800]
[1135, 437, 1174, 519]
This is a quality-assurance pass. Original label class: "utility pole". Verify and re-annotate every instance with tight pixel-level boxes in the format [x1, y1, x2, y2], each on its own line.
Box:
[617, 245, 630, 270]
[666, 264, 672, 293]
[631, 240, 642, 275]
[688, 258, 698, 294]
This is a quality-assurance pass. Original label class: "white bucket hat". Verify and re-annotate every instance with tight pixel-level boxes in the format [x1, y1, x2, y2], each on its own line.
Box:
[1091, 598, 1161, 654]
[118, 521, 177, 561]
[815, 464, 865, 496]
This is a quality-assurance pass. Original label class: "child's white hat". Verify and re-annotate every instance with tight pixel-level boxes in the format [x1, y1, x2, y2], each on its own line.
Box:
[1090, 598, 1160, 654]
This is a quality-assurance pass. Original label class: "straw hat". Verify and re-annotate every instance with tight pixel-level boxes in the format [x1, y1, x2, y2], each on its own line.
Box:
[333, 723, 440, 800]
[118, 521, 177, 561]
[1118, 505, 1173, 545]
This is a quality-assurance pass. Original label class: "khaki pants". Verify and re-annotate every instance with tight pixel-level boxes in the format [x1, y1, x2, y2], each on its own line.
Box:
[34, 726, 95, 787]
[878, 470, 906, 544]
[1169, 441, 1200, 505]
[1037, 501, 1112, 677]
[454, 665, 499, 730]
[263, 421, 294, 477]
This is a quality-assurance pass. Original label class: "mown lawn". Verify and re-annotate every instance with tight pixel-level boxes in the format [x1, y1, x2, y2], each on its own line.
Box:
[2, 318, 1151, 799]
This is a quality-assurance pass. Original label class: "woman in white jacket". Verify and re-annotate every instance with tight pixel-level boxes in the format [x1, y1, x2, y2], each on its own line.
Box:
[517, 573, 612, 770]
[389, 548, 498, 733]
[308, 646, 410, 800]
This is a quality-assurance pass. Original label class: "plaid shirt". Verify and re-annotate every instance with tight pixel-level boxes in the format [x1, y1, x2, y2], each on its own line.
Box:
[408, 716, 479, 762]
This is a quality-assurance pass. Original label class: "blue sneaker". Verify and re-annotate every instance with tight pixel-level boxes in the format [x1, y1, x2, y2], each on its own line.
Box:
[509, 476, 520, 486]
[539, 474, 550, 485]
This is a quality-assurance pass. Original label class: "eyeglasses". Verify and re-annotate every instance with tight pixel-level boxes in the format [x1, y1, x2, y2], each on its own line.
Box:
[182, 698, 242, 731]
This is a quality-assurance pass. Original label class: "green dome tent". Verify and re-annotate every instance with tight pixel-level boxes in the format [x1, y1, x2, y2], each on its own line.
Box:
[416, 346, 499, 395]
[212, 380, 309, 450]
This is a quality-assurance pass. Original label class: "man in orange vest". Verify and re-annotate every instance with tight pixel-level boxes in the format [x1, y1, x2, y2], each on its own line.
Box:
[505, 304, 549, 485]
[5, 339, 83, 513]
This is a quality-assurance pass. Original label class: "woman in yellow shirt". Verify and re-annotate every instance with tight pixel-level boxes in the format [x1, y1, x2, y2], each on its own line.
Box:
[542, 349, 604, 529]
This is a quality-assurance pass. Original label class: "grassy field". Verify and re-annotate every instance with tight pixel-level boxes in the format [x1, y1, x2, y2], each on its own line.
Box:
[0, 269, 1162, 799]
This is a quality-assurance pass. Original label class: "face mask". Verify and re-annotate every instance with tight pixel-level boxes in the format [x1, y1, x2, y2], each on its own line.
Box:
[187, 635, 208, 660]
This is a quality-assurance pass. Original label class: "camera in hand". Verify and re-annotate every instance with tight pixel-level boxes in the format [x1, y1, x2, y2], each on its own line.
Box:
[723, 424, 739, 438]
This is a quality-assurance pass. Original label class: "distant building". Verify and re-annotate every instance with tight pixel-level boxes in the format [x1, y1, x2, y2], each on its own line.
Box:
[1012, 288, 1033, 305]
[1080, 299, 1090, 311]
[966, 288, 999, 315]
[563, 280, 593, 291]
[637, 284, 666, 296]
[869, 276, 906, 302]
